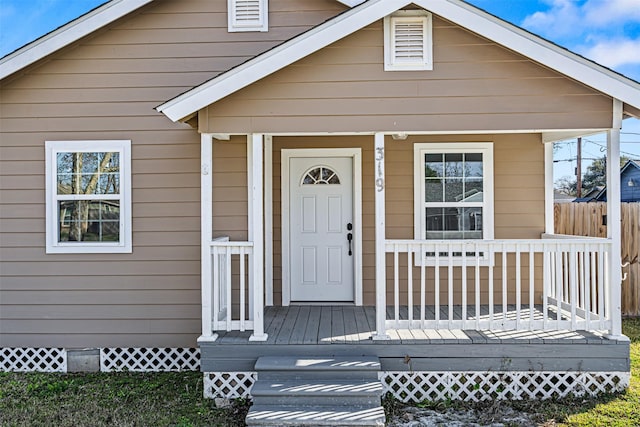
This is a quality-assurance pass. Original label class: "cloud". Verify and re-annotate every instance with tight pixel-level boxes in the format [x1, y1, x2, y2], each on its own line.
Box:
[582, 37, 640, 68]
[522, 0, 640, 38]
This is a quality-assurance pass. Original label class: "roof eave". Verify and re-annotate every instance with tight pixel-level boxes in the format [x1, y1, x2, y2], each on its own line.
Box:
[0, 0, 154, 80]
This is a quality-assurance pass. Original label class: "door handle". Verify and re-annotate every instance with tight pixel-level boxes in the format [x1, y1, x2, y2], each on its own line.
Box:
[347, 223, 353, 256]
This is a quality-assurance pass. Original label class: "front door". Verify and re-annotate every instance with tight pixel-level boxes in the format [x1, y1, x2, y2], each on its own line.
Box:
[289, 156, 354, 302]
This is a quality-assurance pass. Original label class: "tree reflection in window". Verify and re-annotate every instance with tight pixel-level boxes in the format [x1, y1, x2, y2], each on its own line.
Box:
[302, 166, 340, 185]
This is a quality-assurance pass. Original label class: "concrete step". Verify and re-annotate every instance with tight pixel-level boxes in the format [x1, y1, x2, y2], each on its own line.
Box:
[246, 404, 386, 427]
[251, 379, 382, 406]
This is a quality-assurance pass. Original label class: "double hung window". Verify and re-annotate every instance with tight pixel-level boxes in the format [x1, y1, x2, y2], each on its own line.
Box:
[45, 140, 132, 253]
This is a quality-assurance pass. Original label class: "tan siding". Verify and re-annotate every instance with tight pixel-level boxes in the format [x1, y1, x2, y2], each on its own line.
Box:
[0, 0, 345, 348]
[203, 17, 613, 133]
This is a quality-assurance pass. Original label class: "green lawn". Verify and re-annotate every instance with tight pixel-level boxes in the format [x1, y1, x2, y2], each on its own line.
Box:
[1, 320, 638, 427]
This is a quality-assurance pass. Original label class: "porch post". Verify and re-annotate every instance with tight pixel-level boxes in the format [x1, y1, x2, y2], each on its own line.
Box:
[249, 134, 268, 341]
[198, 133, 217, 342]
[373, 133, 389, 340]
[606, 99, 624, 339]
[544, 142, 555, 234]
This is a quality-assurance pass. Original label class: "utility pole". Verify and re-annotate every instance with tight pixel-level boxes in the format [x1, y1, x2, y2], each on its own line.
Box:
[576, 137, 582, 198]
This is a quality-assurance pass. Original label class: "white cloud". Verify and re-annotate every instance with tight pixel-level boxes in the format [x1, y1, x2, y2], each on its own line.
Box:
[583, 0, 640, 26]
[583, 38, 640, 68]
[522, 0, 583, 38]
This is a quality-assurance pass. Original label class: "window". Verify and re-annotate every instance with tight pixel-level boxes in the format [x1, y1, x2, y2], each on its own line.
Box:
[228, 0, 268, 32]
[384, 10, 433, 71]
[45, 140, 132, 253]
[302, 166, 341, 185]
[414, 142, 494, 249]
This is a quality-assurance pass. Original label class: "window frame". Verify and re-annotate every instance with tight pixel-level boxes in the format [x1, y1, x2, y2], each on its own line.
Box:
[228, 0, 268, 33]
[413, 142, 494, 263]
[45, 140, 132, 254]
[384, 10, 433, 71]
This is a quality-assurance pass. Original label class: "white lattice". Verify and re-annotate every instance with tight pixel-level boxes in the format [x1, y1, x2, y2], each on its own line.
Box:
[204, 372, 256, 399]
[100, 348, 200, 372]
[381, 371, 630, 402]
[1, 348, 67, 372]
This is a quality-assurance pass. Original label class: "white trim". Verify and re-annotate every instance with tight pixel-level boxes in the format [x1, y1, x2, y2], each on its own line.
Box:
[544, 142, 555, 234]
[200, 134, 216, 341]
[281, 148, 363, 306]
[384, 10, 433, 71]
[264, 135, 274, 306]
[0, 0, 154, 80]
[606, 99, 623, 338]
[373, 133, 389, 340]
[248, 134, 268, 341]
[156, 0, 640, 122]
[413, 142, 494, 247]
[336, 0, 366, 6]
[227, 0, 268, 33]
[45, 140, 132, 254]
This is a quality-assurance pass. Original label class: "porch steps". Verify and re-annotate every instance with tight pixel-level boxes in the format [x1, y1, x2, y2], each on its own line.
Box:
[246, 356, 385, 427]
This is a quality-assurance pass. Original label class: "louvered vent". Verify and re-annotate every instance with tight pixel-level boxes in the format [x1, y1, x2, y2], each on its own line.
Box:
[384, 12, 433, 71]
[229, 0, 267, 32]
[393, 20, 425, 63]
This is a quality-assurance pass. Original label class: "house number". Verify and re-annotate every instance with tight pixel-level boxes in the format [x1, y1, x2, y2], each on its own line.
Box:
[375, 147, 384, 192]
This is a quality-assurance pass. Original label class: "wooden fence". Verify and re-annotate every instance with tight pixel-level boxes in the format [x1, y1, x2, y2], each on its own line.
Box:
[555, 202, 640, 317]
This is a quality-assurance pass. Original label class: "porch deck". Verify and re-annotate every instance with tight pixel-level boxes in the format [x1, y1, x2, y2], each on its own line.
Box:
[200, 305, 629, 374]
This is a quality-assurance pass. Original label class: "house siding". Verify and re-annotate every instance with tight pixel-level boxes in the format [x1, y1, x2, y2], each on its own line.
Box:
[201, 16, 613, 133]
[208, 134, 543, 306]
[0, 0, 346, 348]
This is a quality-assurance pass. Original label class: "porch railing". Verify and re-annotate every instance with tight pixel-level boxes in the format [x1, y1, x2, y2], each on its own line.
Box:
[209, 237, 255, 332]
[381, 237, 613, 334]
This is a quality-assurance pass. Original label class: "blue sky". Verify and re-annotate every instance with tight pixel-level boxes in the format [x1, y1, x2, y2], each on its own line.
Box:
[1, 0, 639, 184]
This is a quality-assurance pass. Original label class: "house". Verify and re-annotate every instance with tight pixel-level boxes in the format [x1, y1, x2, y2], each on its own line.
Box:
[583, 160, 640, 203]
[2, 0, 639, 421]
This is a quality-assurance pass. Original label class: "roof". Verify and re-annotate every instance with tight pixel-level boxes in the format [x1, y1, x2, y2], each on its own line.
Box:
[0, 0, 154, 79]
[156, 0, 640, 122]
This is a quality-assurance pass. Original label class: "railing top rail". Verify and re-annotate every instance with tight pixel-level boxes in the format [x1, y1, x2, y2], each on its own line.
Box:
[384, 238, 612, 252]
[385, 237, 612, 245]
[209, 240, 255, 248]
[541, 233, 609, 242]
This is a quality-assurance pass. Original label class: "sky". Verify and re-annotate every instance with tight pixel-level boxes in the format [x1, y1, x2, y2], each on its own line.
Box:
[1, 0, 639, 186]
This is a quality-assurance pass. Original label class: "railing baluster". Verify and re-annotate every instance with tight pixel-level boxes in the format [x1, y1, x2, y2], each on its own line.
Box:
[579, 249, 586, 311]
[225, 245, 232, 331]
[488, 245, 494, 330]
[407, 248, 413, 328]
[542, 244, 549, 331]
[555, 250, 563, 330]
[212, 248, 219, 329]
[569, 244, 577, 330]
[585, 249, 592, 327]
[448, 242, 454, 329]
[461, 242, 467, 329]
[529, 246, 534, 330]
[475, 242, 480, 331]
[394, 244, 399, 328]
[516, 243, 521, 329]
[420, 245, 426, 329]
[239, 247, 246, 331]
[601, 243, 609, 329]
[502, 245, 507, 325]
[435, 247, 440, 328]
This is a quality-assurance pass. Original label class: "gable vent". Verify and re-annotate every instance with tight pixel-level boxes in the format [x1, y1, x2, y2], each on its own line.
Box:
[384, 11, 433, 71]
[229, 0, 268, 32]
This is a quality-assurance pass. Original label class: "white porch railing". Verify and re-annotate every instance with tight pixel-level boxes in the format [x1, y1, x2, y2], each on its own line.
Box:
[381, 237, 613, 334]
[209, 237, 255, 332]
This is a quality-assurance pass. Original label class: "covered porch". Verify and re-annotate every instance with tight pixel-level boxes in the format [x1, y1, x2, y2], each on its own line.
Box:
[197, 121, 626, 344]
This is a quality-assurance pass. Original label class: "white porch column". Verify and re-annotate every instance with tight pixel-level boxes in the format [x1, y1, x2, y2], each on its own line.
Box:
[264, 135, 274, 306]
[373, 133, 389, 340]
[248, 134, 268, 341]
[544, 142, 555, 235]
[198, 133, 217, 342]
[606, 99, 624, 339]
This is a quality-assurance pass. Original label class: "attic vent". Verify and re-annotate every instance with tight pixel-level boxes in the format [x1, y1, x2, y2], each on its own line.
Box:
[228, 0, 268, 32]
[384, 11, 433, 71]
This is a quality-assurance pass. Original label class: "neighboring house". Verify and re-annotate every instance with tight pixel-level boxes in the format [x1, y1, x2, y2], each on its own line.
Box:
[554, 190, 575, 204]
[573, 186, 605, 203]
[583, 160, 640, 203]
[2, 0, 640, 420]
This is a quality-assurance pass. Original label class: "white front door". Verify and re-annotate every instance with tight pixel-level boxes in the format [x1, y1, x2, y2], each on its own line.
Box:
[289, 156, 354, 302]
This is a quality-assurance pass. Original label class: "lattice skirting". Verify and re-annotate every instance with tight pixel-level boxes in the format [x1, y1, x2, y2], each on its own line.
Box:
[1, 348, 67, 372]
[1, 348, 200, 373]
[100, 348, 200, 372]
[203, 372, 257, 399]
[381, 371, 631, 402]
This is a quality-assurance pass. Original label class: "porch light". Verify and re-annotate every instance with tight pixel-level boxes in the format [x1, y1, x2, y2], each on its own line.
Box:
[628, 178, 636, 187]
[391, 132, 408, 140]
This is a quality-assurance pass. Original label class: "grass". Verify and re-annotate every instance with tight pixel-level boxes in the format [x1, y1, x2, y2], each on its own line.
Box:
[1, 320, 638, 426]
[0, 371, 249, 427]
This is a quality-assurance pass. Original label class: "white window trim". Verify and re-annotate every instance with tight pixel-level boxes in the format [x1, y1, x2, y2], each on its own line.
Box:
[384, 10, 433, 71]
[413, 142, 494, 264]
[45, 140, 132, 254]
[228, 0, 268, 33]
